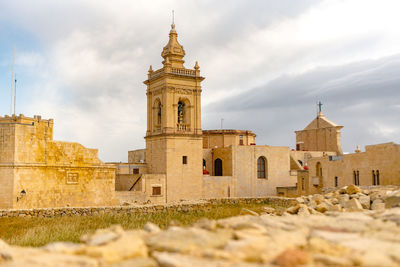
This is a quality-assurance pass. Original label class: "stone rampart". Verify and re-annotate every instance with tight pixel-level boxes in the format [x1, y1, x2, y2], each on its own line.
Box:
[0, 197, 296, 218]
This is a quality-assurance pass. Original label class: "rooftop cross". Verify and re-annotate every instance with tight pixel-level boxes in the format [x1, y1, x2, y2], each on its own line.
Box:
[317, 101, 323, 113]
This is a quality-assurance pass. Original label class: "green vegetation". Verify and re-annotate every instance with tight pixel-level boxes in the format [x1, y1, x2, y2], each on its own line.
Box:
[0, 203, 284, 247]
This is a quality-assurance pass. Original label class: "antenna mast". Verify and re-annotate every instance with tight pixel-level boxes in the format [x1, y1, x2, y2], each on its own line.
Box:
[10, 47, 15, 115]
[14, 73, 17, 115]
[172, 10, 174, 25]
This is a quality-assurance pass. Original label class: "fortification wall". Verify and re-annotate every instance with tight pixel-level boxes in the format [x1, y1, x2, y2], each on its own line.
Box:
[12, 166, 117, 209]
[0, 114, 117, 209]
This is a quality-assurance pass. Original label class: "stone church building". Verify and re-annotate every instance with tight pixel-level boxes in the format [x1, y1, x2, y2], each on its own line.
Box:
[1, 22, 399, 209]
[119, 23, 399, 204]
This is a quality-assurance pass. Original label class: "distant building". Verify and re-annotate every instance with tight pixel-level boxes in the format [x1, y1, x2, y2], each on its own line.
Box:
[295, 111, 343, 155]
[298, 142, 400, 196]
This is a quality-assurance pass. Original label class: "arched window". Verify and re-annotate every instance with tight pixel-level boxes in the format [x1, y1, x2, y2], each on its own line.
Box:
[157, 102, 162, 124]
[316, 162, 323, 187]
[153, 98, 162, 131]
[316, 162, 322, 177]
[177, 101, 185, 123]
[257, 157, 267, 178]
[373, 170, 380, 185]
[353, 170, 360, 185]
[376, 170, 380, 185]
[214, 158, 222, 176]
[372, 170, 375, 185]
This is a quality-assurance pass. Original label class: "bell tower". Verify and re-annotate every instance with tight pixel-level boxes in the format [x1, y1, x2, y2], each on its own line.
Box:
[144, 23, 204, 202]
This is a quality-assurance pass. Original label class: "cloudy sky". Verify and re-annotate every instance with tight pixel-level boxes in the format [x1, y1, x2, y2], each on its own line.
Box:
[0, 0, 399, 162]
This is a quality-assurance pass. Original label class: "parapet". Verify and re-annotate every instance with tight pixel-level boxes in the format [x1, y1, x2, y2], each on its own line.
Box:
[365, 142, 399, 152]
[203, 129, 256, 137]
[202, 129, 257, 148]
[0, 114, 54, 128]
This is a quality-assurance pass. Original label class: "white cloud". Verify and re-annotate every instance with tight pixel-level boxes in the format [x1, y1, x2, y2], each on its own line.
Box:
[1, 0, 399, 161]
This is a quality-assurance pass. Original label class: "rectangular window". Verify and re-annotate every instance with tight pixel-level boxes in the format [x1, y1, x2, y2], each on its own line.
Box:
[152, 186, 161, 196]
[133, 168, 139, 174]
[66, 173, 78, 184]
[301, 178, 305, 191]
[239, 135, 244, 145]
[335, 176, 338, 187]
[182, 156, 187, 164]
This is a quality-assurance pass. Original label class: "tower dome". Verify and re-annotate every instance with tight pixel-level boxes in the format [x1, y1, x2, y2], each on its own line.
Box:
[161, 24, 186, 68]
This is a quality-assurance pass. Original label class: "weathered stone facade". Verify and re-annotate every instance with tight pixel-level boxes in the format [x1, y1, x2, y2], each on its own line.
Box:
[300, 142, 400, 195]
[0, 114, 117, 209]
[144, 23, 204, 203]
[203, 146, 298, 198]
[295, 112, 343, 154]
[202, 129, 256, 149]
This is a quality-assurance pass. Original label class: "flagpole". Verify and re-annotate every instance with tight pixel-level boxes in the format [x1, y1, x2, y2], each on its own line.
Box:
[11, 47, 15, 115]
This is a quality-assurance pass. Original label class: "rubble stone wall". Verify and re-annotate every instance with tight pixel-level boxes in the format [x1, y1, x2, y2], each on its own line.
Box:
[0, 197, 297, 218]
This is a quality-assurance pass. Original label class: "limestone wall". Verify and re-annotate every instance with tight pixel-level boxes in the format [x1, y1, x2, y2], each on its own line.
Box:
[290, 151, 336, 169]
[202, 130, 256, 149]
[295, 113, 343, 154]
[128, 149, 146, 163]
[0, 124, 15, 163]
[12, 166, 117, 209]
[0, 168, 13, 209]
[115, 191, 146, 204]
[211, 147, 233, 176]
[114, 174, 168, 205]
[115, 174, 141, 191]
[305, 142, 400, 195]
[0, 197, 297, 218]
[276, 186, 298, 197]
[161, 136, 203, 202]
[145, 136, 167, 174]
[143, 174, 167, 204]
[202, 176, 236, 198]
[112, 163, 147, 191]
[233, 146, 295, 197]
[0, 115, 117, 209]
[202, 146, 296, 198]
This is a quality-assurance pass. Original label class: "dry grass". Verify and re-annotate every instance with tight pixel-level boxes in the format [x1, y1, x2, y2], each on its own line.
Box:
[0, 203, 283, 247]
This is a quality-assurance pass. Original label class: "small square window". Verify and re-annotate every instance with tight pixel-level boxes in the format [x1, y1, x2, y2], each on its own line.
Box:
[183, 156, 187, 164]
[152, 186, 161, 196]
[133, 168, 139, 174]
[66, 173, 78, 184]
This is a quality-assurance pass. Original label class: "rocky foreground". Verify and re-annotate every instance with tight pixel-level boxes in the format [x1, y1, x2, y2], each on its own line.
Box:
[1, 185, 400, 267]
